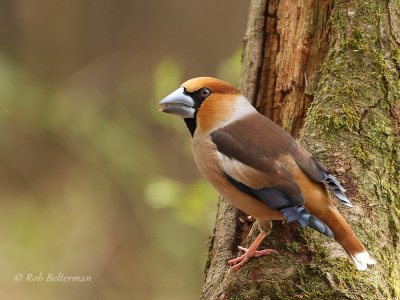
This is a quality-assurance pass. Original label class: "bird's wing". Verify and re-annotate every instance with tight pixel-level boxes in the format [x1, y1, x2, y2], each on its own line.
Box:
[290, 144, 352, 207]
[210, 120, 305, 210]
[209, 114, 340, 237]
[211, 113, 352, 208]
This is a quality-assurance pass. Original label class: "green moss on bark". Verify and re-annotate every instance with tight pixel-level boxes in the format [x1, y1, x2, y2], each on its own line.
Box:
[299, 1, 400, 299]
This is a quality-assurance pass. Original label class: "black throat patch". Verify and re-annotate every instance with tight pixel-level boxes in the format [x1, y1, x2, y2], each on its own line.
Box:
[184, 118, 197, 137]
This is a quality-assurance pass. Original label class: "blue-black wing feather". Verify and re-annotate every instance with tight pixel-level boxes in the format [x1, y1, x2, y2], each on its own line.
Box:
[224, 172, 334, 237]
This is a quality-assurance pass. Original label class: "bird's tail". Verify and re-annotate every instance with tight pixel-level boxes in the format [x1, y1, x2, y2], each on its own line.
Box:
[281, 205, 376, 270]
[317, 207, 377, 271]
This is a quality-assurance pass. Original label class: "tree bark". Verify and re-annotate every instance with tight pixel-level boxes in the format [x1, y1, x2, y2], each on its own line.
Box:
[202, 0, 400, 299]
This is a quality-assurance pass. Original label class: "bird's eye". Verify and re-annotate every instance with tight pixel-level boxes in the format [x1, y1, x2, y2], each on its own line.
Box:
[200, 88, 211, 98]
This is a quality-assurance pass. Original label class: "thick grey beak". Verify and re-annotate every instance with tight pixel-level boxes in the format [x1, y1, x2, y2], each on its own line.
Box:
[158, 87, 195, 118]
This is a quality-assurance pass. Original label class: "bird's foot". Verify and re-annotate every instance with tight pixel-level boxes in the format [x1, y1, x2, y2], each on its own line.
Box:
[228, 246, 278, 270]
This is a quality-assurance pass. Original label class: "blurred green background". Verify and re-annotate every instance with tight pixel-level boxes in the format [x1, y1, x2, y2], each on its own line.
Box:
[0, 1, 248, 299]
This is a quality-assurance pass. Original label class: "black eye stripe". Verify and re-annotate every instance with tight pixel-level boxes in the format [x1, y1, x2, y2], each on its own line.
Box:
[183, 87, 212, 109]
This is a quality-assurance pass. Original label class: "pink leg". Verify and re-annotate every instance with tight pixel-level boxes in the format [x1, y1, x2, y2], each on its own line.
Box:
[228, 231, 278, 270]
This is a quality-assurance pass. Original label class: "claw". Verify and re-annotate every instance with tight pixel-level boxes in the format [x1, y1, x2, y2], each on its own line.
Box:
[228, 246, 278, 270]
[227, 231, 278, 270]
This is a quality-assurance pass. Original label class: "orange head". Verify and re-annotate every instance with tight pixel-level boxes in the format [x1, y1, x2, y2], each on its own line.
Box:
[159, 77, 253, 135]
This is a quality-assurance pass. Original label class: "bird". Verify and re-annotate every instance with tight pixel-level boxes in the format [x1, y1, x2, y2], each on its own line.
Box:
[158, 77, 376, 271]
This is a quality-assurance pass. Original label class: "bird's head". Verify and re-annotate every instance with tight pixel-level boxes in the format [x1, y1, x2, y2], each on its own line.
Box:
[159, 77, 253, 136]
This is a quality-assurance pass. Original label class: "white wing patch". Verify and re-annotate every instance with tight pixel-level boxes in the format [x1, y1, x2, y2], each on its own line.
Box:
[218, 151, 247, 180]
[217, 151, 272, 189]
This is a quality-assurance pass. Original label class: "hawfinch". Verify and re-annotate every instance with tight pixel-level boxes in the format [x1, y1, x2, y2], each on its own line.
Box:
[158, 77, 376, 271]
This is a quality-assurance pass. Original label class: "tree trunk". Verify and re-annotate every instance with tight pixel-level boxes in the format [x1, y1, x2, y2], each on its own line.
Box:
[202, 0, 400, 299]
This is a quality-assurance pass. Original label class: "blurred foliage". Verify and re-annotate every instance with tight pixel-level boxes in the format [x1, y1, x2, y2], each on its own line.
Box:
[0, 1, 246, 299]
[216, 48, 242, 87]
